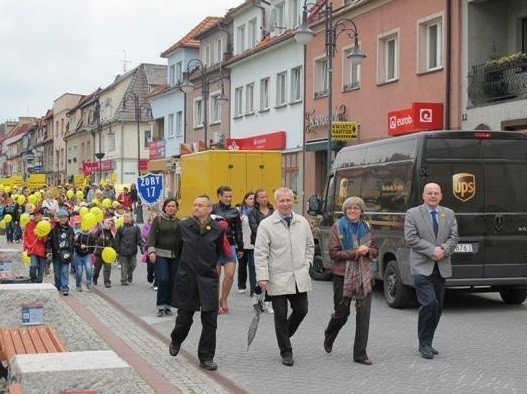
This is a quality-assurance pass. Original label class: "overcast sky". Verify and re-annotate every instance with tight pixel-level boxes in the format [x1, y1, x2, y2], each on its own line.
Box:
[0, 0, 243, 122]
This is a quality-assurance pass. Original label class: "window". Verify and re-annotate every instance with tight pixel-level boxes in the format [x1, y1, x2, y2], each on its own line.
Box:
[378, 30, 399, 83]
[248, 18, 257, 48]
[237, 24, 246, 53]
[260, 77, 270, 111]
[343, 46, 361, 90]
[290, 66, 302, 102]
[234, 87, 243, 117]
[108, 128, 115, 151]
[169, 64, 176, 85]
[211, 94, 221, 123]
[194, 99, 204, 127]
[245, 83, 255, 114]
[314, 57, 328, 97]
[175, 111, 183, 136]
[276, 71, 287, 106]
[168, 113, 174, 137]
[216, 38, 223, 63]
[418, 15, 443, 72]
[290, 0, 300, 28]
[176, 61, 182, 83]
[275, 2, 285, 31]
[144, 129, 151, 148]
[203, 45, 211, 67]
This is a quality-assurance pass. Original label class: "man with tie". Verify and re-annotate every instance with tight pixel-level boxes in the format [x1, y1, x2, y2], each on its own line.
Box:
[404, 183, 459, 359]
[254, 187, 314, 367]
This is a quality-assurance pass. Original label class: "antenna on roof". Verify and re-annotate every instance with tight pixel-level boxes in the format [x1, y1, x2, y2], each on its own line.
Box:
[120, 50, 132, 72]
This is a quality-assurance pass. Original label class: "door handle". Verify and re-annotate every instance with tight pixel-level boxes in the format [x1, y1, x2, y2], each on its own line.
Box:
[494, 215, 504, 234]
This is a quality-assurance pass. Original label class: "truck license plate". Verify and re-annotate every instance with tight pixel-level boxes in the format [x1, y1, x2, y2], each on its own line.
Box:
[455, 243, 473, 253]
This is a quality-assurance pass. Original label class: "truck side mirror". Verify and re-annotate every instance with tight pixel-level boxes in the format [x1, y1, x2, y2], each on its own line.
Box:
[307, 195, 321, 216]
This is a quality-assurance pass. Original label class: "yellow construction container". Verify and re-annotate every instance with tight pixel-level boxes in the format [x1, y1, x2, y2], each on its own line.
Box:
[178, 150, 282, 218]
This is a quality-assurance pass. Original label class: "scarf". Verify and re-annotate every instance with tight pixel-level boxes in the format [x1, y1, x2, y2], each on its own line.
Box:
[337, 216, 373, 306]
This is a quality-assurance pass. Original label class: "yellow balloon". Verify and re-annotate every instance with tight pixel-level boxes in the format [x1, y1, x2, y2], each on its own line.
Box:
[19, 213, 30, 228]
[3, 214, 12, 223]
[35, 220, 52, 237]
[76, 190, 84, 200]
[66, 189, 75, 199]
[92, 198, 100, 207]
[115, 216, 124, 228]
[4, 186, 11, 194]
[34, 191, 42, 201]
[101, 247, 117, 264]
[0, 184, 3, 191]
[79, 206, 89, 216]
[12, 194, 19, 202]
[112, 200, 120, 208]
[0, 220, 6, 230]
[81, 213, 96, 231]
[102, 198, 112, 208]
[28, 194, 37, 204]
[90, 207, 104, 223]
[17, 195, 26, 205]
[22, 251, 31, 265]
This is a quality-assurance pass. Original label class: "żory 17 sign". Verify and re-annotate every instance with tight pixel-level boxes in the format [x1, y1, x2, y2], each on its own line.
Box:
[137, 173, 163, 205]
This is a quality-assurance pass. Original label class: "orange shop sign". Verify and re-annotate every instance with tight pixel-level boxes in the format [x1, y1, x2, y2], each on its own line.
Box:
[227, 131, 286, 150]
[387, 102, 443, 136]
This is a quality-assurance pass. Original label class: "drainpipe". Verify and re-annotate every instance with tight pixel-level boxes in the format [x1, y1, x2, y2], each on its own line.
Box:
[445, 0, 451, 129]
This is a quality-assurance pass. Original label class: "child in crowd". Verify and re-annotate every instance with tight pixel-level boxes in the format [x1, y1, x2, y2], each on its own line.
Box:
[141, 210, 159, 290]
[115, 211, 144, 285]
[93, 217, 116, 288]
[48, 209, 74, 295]
[73, 220, 96, 291]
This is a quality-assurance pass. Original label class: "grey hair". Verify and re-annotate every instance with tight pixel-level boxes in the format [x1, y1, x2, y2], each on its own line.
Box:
[274, 187, 294, 200]
[342, 196, 366, 213]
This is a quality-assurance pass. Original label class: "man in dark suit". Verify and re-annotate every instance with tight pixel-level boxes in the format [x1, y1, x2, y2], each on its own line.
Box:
[404, 183, 458, 359]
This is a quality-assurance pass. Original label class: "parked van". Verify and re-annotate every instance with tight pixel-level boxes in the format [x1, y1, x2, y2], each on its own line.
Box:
[307, 130, 527, 308]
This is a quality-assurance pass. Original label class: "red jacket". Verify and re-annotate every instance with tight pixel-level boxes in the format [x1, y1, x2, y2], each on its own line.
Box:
[23, 220, 48, 257]
[117, 192, 133, 210]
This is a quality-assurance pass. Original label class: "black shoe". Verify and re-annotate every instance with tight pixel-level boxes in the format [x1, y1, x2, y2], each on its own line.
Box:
[93, 279, 98, 286]
[419, 346, 434, 359]
[282, 355, 294, 366]
[323, 339, 333, 354]
[164, 308, 173, 316]
[169, 342, 180, 357]
[157, 310, 164, 317]
[200, 360, 217, 371]
[105, 282, 111, 288]
[430, 347, 439, 355]
[354, 357, 373, 366]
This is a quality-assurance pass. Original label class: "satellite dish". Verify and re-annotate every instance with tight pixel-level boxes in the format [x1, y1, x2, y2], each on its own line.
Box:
[268, 8, 277, 33]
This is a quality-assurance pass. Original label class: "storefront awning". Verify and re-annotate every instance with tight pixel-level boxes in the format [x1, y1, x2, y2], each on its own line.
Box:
[305, 140, 345, 152]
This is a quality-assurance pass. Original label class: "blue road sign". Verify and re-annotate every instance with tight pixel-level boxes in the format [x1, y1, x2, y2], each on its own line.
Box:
[137, 173, 163, 205]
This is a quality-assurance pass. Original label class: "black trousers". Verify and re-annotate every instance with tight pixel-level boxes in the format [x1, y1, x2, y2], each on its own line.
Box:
[170, 309, 218, 362]
[413, 263, 445, 348]
[93, 255, 111, 284]
[324, 275, 372, 360]
[271, 290, 308, 358]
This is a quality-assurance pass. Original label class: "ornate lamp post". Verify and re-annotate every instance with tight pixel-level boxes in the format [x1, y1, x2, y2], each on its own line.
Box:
[295, 0, 366, 175]
[180, 59, 228, 150]
[93, 99, 105, 184]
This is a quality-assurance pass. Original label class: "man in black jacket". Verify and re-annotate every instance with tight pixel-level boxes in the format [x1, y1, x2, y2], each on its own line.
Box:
[169, 195, 223, 371]
[212, 185, 243, 313]
[115, 211, 144, 285]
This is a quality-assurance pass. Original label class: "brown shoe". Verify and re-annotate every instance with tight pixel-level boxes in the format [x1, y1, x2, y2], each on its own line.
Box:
[323, 339, 332, 353]
[354, 357, 373, 366]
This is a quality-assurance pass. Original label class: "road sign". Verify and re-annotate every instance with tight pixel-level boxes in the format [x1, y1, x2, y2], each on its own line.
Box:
[331, 122, 359, 141]
[137, 173, 163, 205]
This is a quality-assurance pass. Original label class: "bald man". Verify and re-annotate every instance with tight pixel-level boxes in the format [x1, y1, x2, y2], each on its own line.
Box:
[404, 183, 458, 359]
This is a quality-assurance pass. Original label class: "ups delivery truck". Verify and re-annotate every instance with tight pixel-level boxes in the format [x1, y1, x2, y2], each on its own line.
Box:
[178, 150, 282, 218]
[307, 130, 527, 308]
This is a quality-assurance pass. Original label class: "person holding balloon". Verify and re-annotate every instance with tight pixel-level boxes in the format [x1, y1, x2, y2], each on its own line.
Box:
[73, 214, 96, 291]
[115, 211, 144, 286]
[48, 209, 74, 295]
[4, 197, 21, 243]
[22, 208, 50, 283]
[93, 217, 116, 288]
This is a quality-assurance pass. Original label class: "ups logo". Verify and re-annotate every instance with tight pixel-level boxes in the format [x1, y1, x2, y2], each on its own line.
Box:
[453, 173, 476, 202]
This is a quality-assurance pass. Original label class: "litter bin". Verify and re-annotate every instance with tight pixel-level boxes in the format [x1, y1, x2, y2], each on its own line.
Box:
[0, 276, 31, 284]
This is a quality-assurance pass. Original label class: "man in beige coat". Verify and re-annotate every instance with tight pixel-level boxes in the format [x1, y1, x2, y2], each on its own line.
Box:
[255, 187, 314, 367]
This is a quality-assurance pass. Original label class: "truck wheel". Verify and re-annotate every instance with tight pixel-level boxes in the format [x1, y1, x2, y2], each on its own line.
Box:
[309, 256, 332, 281]
[499, 288, 527, 305]
[383, 260, 414, 308]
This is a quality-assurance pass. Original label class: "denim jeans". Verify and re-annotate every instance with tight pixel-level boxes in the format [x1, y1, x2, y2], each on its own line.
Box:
[6, 222, 20, 242]
[52, 259, 70, 292]
[155, 256, 177, 309]
[74, 253, 93, 287]
[29, 255, 46, 283]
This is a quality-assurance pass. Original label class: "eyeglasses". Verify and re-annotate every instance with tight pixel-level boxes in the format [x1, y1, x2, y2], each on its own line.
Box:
[346, 206, 362, 211]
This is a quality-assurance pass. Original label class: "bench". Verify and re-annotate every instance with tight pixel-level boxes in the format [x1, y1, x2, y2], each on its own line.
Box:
[0, 325, 66, 363]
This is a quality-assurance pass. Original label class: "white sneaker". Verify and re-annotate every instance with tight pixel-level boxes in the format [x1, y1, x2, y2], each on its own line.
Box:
[263, 301, 274, 314]
[236, 288, 246, 294]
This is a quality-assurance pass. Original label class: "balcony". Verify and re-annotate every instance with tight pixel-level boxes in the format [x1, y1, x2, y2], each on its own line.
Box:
[468, 54, 527, 106]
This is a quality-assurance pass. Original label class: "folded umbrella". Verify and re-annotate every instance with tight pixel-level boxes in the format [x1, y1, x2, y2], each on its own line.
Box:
[247, 288, 265, 351]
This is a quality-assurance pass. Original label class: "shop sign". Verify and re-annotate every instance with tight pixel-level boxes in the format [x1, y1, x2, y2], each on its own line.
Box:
[331, 122, 359, 141]
[149, 139, 166, 159]
[305, 104, 347, 134]
[226, 131, 286, 150]
[82, 159, 114, 175]
[388, 102, 443, 136]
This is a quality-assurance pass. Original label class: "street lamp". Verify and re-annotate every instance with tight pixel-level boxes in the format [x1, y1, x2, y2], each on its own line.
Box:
[295, 0, 366, 175]
[93, 99, 105, 184]
[123, 91, 152, 224]
[180, 59, 228, 150]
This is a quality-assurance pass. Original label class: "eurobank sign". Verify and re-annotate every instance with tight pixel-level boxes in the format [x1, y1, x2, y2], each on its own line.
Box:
[387, 102, 443, 136]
